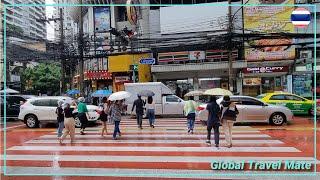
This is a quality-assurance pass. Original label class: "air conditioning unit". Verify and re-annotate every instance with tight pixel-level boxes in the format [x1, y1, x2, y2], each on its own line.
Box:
[300, 50, 312, 59]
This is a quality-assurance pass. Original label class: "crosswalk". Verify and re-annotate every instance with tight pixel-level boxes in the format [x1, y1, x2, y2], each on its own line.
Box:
[3, 118, 315, 178]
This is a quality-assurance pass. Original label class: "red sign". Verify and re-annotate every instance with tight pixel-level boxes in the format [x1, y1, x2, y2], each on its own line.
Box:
[243, 66, 288, 74]
[85, 71, 112, 80]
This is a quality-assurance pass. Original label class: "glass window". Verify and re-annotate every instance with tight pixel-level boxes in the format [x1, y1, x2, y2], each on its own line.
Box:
[270, 95, 286, 100]
[31, 99, 51, 106]
[8, 96, 26, 105]
[166, 95, 179, 102]
[241, 98, 264, 106]
[257, 94, 267, 99]
[285, 95, 304, 101]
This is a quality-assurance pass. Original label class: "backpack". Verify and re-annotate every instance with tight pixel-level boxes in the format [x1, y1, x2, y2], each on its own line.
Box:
[222, 106, 239, 121]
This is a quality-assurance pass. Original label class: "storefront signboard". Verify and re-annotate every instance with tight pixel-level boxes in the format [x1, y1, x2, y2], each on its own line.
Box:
[189, 51, 205, 61]
[115, 76, 131, 83]
[86, 71, 112, 80]
[243, 66, 288, 74]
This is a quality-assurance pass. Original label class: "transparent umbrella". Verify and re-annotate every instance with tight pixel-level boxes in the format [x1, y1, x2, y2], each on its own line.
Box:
[108, 91, 131, 101]
[204, 88, 233, 96]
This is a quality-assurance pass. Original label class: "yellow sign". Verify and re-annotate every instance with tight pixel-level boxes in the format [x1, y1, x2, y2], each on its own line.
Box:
[244, 0, 295, 61]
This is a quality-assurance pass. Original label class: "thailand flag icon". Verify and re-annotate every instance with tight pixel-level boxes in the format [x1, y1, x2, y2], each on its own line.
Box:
[291, 8, 311, 28]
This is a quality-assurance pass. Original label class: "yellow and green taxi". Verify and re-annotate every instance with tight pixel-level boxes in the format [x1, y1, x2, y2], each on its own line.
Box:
[257, 92, 313, 115]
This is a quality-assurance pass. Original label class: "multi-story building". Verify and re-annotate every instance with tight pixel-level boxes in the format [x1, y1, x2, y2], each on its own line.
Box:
[66, 0, 319, 98]
[54, 0, 78, 44]
[2, 0, 47, 39]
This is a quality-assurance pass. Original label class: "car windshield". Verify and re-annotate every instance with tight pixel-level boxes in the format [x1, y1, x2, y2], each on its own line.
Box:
[256, 94, 267, 99]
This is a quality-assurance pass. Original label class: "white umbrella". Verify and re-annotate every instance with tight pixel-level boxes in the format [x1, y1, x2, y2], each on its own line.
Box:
[108, 91, 131, 101]
[204, 88, 233, 96]
[0, 88, 19, 94]
[184, 90, 204, 97]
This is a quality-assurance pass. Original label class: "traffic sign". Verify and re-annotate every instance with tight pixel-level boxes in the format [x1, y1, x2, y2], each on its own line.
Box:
[140, 58, 155, 65]
[291, 8, 311, 28]
[306, 64, 312, 71]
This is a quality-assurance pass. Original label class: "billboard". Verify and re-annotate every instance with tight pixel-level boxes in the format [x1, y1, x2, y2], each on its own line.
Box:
[94, 7, 110, 32]
[160, 2, 228, 34]
[244, 0, 295, 61]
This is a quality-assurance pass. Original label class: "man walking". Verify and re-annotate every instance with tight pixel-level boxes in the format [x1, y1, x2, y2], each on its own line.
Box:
[131, 95, 145, 129]
[77, 97, 90, 135]
[206, 96, 221, 148]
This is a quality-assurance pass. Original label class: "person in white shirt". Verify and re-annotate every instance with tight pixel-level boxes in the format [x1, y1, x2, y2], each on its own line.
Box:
[146, 96, 156, 128]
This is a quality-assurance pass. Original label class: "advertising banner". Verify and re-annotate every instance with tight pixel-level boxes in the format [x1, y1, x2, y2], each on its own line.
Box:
[94, 7, 110, 32]
[244, 0, 295, 61]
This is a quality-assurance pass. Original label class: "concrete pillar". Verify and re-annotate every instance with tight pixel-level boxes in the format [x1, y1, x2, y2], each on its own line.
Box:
[152, 74, 157, 82]
[236, 78, 243, 95]
[193, 76, 199, 101]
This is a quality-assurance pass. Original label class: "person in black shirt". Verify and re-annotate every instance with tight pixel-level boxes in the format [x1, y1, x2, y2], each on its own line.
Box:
[206, 96, 221, 147]
[56, 101, 64, 138]
[131, 95, 145, 129]
[59, 103, 75, 144]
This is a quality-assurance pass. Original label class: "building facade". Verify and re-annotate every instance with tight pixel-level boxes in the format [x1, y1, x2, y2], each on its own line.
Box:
[66, 0, 319, 98]
[2, 0, 47, 39]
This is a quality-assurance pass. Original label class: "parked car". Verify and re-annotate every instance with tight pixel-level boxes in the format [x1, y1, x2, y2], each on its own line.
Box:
[197, 96, 293, 126]
[1, 95, 26, 119]
[257, 92, 313, 115]
[310, 99, 320, 117]
[18, 96, 99, 128]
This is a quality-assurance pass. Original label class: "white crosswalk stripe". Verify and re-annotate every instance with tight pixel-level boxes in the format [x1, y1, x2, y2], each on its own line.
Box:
[4, 119, 309, 178]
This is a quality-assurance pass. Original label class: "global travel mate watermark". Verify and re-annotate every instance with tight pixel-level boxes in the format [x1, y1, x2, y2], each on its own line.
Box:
[211, 160, 313, 171]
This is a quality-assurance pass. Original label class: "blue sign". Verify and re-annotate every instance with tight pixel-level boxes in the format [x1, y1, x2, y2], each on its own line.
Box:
[140, 58, 155, 65]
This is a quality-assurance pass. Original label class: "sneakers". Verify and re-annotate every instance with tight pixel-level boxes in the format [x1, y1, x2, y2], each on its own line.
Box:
[215, 144, 219, 148]
[80, 131, 85, 135]
[206, 140, 211, 146]
[152, 125, 155, 128]
[188, 129, 191, 134]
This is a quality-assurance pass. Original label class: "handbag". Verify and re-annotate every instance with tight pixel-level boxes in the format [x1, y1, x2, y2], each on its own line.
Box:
[222, 106, 238, 121]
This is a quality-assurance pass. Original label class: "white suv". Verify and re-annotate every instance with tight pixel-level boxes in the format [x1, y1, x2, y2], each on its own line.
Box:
[18, 96, 99, 128]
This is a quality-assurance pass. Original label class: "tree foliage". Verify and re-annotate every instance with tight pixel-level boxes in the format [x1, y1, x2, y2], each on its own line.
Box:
[21, 63, 61, 95]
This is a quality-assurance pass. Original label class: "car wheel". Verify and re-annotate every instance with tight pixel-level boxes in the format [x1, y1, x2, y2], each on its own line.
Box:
[74, 117, 82, 128]
[270, 113, 285, 126]
[25, 115, 38, 128]
[309, 108, 313, 116]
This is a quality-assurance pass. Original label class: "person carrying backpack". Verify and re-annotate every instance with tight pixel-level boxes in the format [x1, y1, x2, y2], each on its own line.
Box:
[220, 95, 239, 148]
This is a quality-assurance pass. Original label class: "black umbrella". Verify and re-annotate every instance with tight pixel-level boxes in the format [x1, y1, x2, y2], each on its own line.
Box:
[138, 90, 155, 97]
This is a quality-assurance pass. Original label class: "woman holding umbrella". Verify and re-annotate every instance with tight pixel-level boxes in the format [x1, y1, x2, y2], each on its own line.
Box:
[108, 91, 131, 140]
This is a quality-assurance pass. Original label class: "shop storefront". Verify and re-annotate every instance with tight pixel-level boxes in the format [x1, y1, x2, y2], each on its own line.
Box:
[108, 53, 152, 92]
[242, 66, 289, 97]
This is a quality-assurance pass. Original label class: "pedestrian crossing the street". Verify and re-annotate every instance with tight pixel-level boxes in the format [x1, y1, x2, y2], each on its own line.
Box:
[3, 118, 314, 178]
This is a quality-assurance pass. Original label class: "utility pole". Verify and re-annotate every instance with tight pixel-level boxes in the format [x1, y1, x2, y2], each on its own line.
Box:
[228, 0, 233, 92]
[78, 0, 85, 96]
[60, 8, 65, 95]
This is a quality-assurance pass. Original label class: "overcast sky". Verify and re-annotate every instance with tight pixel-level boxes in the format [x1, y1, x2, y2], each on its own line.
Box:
[46, 0, 55, 40]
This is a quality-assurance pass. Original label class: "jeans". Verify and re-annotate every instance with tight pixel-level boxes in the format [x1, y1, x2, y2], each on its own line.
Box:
[57, 121, 64, 137]
[207, 121, 220, 145]
[136, 114, 143, 127]
[113, 121, 120, 138]
[187, 113, 195, 130]
[147, 109, 155, 126]
[78, 113, 88, 131]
